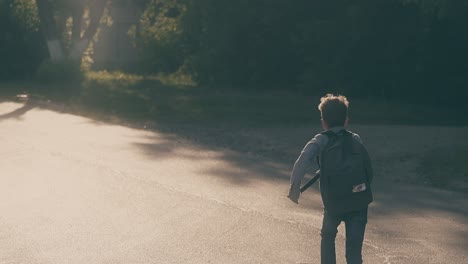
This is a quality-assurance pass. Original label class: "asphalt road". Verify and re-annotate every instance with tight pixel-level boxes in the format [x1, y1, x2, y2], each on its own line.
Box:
[0, 101, 466, 264]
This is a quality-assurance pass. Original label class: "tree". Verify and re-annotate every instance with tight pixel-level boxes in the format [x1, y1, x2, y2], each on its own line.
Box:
[36, 0, 107, 61]
[0, 0, 47, 79]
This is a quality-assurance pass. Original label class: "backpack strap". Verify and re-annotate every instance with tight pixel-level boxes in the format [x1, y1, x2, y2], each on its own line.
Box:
[317, 131, 331, 168]
[317, 130, 337, 168]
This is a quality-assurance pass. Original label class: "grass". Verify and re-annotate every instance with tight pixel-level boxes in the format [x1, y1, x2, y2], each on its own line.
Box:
[0, 71, 466, 128]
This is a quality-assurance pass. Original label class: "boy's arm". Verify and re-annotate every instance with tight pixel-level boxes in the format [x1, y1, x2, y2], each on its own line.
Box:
[288, 134, 327, 203]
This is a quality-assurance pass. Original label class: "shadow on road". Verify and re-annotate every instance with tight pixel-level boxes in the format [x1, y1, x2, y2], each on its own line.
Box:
[0, 101, 35, 120]
[0, 90, 467, 264]
[130, 122, 468, 216]
[2, 98, 466, 234]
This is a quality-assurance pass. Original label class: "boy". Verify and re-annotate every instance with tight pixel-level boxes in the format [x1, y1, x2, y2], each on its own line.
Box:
[288, 94, 373, 264]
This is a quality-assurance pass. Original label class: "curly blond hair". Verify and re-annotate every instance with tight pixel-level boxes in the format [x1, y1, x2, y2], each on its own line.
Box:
[318, 94, 349, 127]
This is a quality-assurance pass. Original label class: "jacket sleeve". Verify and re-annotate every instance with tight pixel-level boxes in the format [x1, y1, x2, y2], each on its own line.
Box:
[288, 134, 327, 202]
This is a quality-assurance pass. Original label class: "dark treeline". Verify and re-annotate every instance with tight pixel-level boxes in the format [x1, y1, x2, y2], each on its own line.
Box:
[0, 0, 47, 79]
[1, 0, 467, 105]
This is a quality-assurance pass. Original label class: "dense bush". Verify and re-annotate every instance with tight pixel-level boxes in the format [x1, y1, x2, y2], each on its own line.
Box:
[0, 0, 47, 80]
[137, 0, 189, 73]
[173, 0, 468, 104]
[35, 59, 84, 84]
[133, 0, 467, 105]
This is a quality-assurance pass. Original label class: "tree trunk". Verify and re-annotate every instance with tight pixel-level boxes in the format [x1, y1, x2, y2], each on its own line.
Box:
[36, 0, 65, 61]
[69, 0, 86, 59]
[36, 0, 108, 61]
[84, 0, 107, 40]
[70, 0, 107, 60]
[71, 1, 84, 43]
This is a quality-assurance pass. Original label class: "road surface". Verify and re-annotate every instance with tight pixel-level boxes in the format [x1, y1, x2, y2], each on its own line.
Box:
[0, 101, 466, 263]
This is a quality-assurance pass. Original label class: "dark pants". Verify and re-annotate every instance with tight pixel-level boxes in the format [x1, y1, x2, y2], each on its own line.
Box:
[321, 207, 368, 264]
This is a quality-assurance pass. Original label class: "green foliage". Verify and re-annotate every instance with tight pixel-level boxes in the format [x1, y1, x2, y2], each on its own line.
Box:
[2, 0, 468, 106]
[0, 0, 47, 80]
[10, 0, 40, 32]
[170, 0, 467, 105]
[137, 0, 188, 73]
[179, 0, 308, 87]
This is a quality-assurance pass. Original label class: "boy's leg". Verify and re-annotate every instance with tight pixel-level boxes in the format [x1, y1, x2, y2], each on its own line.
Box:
[321, 211, 342, 264]
[344, 208, 368, 264]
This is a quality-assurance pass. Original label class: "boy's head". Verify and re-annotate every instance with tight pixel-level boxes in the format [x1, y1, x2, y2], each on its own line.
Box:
[318, 94, 349, 129]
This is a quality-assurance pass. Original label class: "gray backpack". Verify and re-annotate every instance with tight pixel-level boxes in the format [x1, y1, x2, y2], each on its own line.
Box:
[318, 129, 373, 213]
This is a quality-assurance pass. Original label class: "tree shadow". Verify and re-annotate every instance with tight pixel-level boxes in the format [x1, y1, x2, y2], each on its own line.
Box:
[136, 123, 468, 259]
[125, 130, 293, 187]
[127, 123, 468, 217]
[0, 101, 36, 120]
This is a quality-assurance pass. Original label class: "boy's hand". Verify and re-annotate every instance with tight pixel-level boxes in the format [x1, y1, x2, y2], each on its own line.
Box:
[287, 194, 299, 204]
[287, 186, 300, 204]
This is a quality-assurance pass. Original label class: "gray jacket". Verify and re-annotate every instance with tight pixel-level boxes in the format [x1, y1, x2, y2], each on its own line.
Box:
[288, 126, 364, 204]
